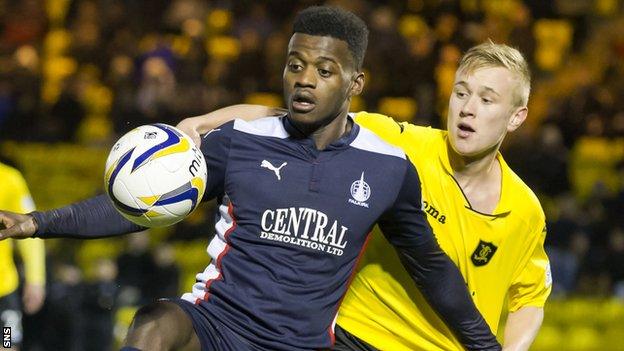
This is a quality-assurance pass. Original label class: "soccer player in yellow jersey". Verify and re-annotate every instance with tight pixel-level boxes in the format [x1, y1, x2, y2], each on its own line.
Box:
[0, 161, 46, 350]
[331, 42, 551, 351]
[175, 41, 551, 351]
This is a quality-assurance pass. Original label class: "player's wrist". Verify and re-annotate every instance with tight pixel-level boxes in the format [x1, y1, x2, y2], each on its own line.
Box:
[178, 116, 206, 134]
[27, 211, 41, 237]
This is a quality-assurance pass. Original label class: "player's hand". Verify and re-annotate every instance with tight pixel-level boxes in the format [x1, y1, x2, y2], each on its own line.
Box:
[177, 116, 207, 148]
[0, 210, 38, 240]
[22, 282, 45, 314]
[177, 105, 287, 148]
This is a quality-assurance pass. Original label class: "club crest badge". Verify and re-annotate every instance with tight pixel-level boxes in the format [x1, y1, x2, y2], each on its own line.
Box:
[348, 172, 370, 208]
[471, 240, 498, 266]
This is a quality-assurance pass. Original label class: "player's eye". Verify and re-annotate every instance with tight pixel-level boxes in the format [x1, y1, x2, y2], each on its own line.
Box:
[481, 97, 493, 104]
[455, 91, 468, 98]
[318, 69, 332, 77]
[288, 63, 303, 72]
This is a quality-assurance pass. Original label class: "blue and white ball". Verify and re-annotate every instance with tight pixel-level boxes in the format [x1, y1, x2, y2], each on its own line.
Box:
[104, 124, 207, 227]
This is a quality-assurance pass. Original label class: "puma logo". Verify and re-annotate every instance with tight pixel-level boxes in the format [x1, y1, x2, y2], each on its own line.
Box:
[261, 160, 287, 180]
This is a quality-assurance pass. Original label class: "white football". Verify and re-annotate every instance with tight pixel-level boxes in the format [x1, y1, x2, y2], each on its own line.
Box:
[104, 124, 207, 227]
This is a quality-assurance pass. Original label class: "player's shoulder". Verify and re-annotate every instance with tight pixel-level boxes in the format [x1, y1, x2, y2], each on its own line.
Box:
[352, 123, 406, 160]
[353, 111, 443, 145]
[501, 159, 545, 226]
[231, 114, 289, 139]
[0, 161, 25, 185]
[0, 162, 30, 205]
[403, 123, 444, 141]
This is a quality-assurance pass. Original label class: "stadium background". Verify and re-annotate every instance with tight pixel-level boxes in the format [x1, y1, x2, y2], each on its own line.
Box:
[1, 0, 623, 349]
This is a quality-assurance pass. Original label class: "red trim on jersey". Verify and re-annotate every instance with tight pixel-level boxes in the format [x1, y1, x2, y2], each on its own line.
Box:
[327, 230, 374, 345]
[202, 201, 237, 301]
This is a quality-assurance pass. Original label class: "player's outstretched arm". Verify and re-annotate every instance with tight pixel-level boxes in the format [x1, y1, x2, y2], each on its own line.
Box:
[1, 195, 144, 240]
[177, 104, 282, 146]
[379, 162, 501, 351]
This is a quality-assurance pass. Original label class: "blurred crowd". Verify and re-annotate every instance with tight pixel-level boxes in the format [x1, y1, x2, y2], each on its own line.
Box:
[1, 0, 624, 349]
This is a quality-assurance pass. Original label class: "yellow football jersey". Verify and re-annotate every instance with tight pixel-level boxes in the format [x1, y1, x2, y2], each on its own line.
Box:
[338, 112, 551, 350]
[0, 162, 45, 297]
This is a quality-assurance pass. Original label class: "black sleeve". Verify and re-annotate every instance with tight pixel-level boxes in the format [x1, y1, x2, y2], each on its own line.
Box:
[31, 194, 144, 239]
[378, 160, 501, 351]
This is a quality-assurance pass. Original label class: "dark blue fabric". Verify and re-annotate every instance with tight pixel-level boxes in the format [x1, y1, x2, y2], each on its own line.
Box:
[32, 194, 143, 239]
[192, 116, 498, 350]
[30, 116, 499, 350]
[168, 298, 254, 351]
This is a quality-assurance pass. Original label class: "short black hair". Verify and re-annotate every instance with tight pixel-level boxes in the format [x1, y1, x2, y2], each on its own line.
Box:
[292, 6, 369, 70]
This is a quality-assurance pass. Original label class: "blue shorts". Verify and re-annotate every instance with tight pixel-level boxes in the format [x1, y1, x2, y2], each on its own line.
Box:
[168, 298, 253, 351]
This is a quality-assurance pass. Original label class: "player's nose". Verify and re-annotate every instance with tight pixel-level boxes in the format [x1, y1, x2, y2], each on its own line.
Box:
[294, 67, 316, 88]
[459, 95, 477, 117]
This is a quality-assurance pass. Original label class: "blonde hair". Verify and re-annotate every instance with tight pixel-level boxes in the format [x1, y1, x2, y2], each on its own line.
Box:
[457, 40, 531, 107]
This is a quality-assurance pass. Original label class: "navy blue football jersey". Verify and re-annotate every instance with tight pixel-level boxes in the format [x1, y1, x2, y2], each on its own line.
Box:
[181, 115, 434, 350]
[31, 115, 498, 350]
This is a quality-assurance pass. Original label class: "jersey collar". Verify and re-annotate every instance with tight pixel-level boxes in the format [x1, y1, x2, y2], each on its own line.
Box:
[438, 135, 512, 217]
[282, 113, 360, 151]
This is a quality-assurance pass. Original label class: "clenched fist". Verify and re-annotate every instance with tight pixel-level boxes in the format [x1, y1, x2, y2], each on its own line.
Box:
[0, 210, 38, 240]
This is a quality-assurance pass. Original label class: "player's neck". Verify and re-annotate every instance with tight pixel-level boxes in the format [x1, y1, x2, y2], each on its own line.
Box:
[314, 113, 351, 150]
[448, 143, 502, 214]
[450, 149, 498, 178]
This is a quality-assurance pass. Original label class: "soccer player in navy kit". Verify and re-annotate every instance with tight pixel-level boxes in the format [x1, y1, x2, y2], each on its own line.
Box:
[0, 7, 501, 351]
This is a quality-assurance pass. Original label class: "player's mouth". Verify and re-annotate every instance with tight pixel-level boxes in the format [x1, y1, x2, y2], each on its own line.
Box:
[457, 122, 475, 138]
[291, 91, 316, 113]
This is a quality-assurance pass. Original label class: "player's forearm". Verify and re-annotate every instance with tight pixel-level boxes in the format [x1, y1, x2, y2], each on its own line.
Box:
[502, 306, 543, 351]
[398, 246, 501, 351]
[186, 104, 279, 133]
[31, 194, 144, 238]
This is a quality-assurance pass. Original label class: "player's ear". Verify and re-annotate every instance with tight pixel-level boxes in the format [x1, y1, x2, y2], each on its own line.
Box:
[350, 71, 365, 97]
[507, 106, 527, 132]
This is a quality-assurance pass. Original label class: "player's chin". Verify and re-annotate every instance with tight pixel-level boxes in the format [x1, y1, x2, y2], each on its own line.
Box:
[289, 109, 321, 125]
[450, 138, 477, 156]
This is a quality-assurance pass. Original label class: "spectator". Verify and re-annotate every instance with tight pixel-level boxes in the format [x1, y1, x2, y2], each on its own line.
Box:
[605, 227, 624, 298]
[42, 263, 85, 351]
[145, 244, 180, 301]
[82, 259, 118, 351]
[116, 233, 154, 306]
